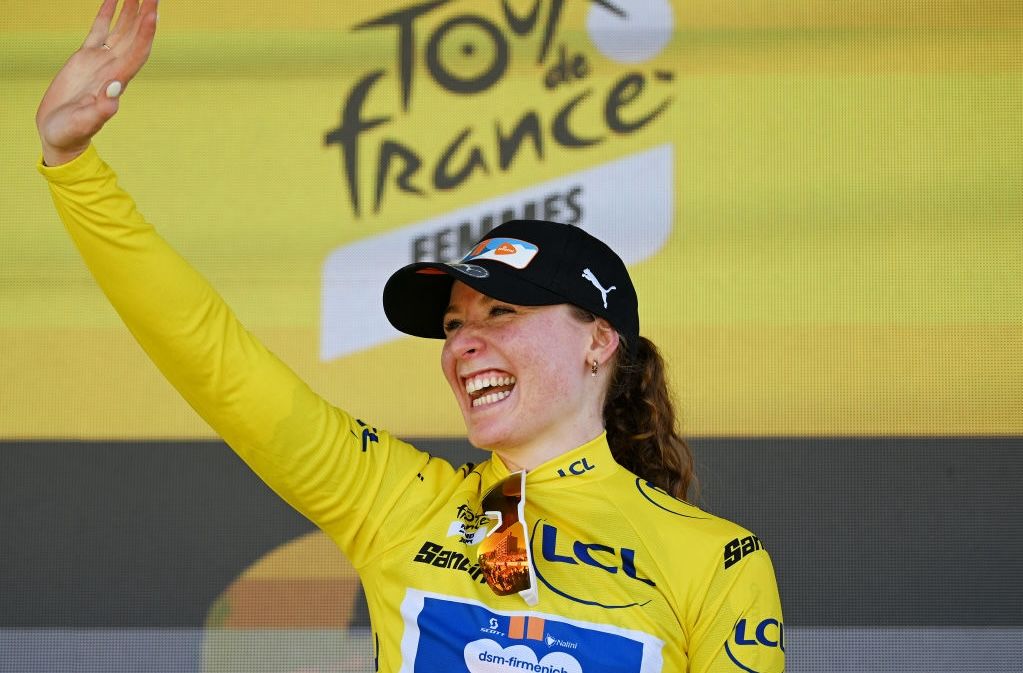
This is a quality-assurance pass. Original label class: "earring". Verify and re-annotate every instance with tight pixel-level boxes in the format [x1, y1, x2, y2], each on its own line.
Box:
[591, 359, 598, 377]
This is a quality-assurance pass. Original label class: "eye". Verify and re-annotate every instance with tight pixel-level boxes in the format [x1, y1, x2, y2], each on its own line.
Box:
[490, 305, 516, 317]
[443, 318, 463, 335]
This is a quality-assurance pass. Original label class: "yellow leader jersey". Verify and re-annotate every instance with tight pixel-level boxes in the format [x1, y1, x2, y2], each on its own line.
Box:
[39, 145, 785, 673]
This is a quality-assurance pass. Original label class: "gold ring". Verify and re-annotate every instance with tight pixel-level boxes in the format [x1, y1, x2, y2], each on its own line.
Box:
[102, 43, 112, 50]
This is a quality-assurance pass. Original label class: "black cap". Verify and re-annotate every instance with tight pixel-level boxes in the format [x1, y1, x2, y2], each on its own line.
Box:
[383, 220, 639, 355]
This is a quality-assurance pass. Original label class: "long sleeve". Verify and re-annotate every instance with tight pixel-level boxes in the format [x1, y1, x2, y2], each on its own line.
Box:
[37, 145, 442, 565]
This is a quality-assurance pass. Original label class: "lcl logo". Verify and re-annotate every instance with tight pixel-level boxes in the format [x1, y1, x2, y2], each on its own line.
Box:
[556, 458, 594, 478]
[734, 618, 785, 651]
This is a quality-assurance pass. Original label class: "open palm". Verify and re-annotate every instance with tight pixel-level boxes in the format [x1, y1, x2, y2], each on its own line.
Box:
[36, 0, 158, 166]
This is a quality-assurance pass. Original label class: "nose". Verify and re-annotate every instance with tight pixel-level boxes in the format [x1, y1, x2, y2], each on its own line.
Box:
[444, 322, 485, 360]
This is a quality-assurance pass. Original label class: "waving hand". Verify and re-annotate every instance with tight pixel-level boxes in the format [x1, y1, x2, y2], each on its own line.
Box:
[36, 0, 159, 166]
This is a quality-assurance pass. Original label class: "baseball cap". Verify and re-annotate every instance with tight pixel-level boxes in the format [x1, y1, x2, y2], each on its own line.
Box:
[382, 220, 639, 355]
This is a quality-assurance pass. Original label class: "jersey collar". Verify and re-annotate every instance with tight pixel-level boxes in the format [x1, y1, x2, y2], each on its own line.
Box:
[484, 432, 619, 490]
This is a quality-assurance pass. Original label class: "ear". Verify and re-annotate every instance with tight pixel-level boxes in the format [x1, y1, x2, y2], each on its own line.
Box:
[587, 317, 620, 367]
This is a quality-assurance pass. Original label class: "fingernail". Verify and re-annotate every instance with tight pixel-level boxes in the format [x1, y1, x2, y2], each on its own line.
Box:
[106, 81, 123, 98]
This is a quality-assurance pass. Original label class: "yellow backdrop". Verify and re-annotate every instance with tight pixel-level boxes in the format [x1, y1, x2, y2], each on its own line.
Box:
[2, 1, 1021, 438]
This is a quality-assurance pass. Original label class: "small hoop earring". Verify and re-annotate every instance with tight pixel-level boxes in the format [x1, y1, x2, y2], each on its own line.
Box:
[591, 359, 598, 377]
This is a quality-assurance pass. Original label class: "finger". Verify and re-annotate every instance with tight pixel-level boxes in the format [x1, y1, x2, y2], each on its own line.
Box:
[118, 0, 154, 52]
[83, 0, 119, 48]
[117, 2, 158, 82]
[108, 0, 142, 44]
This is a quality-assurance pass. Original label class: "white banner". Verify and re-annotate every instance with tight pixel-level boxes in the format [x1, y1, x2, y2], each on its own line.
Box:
[320, 144, 674, 360]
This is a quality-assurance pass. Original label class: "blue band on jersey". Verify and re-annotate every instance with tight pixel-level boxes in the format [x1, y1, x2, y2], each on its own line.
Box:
[398, 591, 664, 673]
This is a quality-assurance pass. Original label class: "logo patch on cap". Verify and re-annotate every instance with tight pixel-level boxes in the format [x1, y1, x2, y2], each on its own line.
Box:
[445, 262, 490, 278]
[461, 238, 539, 270]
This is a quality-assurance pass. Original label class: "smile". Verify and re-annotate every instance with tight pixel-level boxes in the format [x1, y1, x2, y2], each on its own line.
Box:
[464, 372, 517, 408]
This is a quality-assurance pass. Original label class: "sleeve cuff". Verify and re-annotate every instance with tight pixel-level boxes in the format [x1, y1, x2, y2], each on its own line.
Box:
[37, 144, 104, 184]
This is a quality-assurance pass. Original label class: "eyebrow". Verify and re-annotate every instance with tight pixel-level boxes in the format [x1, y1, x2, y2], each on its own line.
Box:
[443, 296, 500, 317]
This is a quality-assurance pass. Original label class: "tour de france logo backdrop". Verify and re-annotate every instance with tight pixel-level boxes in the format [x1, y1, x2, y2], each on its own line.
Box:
[3, 0, 1020, 440]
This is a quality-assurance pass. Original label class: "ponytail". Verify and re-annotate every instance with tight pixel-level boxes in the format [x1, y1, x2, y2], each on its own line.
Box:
[603, 336, 697, 502]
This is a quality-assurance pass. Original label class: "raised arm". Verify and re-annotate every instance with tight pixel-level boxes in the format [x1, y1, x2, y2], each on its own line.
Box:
[33, 0, 441, 565]
[37, 0, 158, 166]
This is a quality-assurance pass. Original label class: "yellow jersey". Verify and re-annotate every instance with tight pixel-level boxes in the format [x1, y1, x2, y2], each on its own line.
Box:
[40, 145, 784, 673]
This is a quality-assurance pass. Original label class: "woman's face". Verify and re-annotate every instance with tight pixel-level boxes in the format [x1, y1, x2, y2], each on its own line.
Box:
[440, 281, 610, 466]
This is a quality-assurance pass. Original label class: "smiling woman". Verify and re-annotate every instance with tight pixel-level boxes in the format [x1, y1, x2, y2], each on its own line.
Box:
[442, 284, 605, 464]
[385, 218, 678, 482]
[33, 1, 782, 671]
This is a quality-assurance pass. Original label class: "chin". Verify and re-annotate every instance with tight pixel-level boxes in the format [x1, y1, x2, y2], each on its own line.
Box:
[465, 429, 502, 452]
[464, 422, 516, 453]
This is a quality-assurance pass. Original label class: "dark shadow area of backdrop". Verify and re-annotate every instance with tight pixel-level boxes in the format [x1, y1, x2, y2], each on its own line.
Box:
[1, 437, 1020, 627]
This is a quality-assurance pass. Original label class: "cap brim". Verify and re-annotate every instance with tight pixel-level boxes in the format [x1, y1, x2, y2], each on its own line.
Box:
[383, 261, 567, 339]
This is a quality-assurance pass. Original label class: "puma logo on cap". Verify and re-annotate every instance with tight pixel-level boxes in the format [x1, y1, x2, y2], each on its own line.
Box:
[581, 268, 616, 308]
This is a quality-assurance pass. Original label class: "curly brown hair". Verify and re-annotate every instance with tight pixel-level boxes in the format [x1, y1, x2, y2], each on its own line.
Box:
[572, 308, 697, 501]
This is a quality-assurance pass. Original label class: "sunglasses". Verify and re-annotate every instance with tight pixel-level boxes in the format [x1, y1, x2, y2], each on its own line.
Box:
[477, 471, 539, 606]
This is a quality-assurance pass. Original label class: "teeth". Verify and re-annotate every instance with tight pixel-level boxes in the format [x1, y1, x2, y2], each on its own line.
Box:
[471, 390, 512, 408]
[464, 374, 516, 396]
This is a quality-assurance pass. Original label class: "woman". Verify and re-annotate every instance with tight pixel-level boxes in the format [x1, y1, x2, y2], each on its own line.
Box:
[36, 1, 784, 671]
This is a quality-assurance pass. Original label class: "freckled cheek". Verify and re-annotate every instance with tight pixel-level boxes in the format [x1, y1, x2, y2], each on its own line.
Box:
[439, 346, 460, 394]
[508, 344, 574, 405]
[544, 371, 576, 405]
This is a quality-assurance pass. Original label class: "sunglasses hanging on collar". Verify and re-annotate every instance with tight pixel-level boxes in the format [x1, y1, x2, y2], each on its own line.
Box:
[477, 470, 539, 606]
